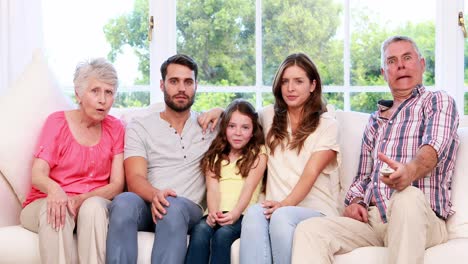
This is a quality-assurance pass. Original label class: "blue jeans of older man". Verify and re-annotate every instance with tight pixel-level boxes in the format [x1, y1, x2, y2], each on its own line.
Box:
[106, 192, 203, 264]
[185, 214, 243, 264]
[239, 204, 323, 264]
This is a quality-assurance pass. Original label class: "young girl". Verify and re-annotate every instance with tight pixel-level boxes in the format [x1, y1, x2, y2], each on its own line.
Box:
[185, 99, 267, 264]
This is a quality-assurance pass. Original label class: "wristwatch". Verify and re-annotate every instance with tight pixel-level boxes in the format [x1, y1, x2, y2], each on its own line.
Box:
[356, 199, 368, 209]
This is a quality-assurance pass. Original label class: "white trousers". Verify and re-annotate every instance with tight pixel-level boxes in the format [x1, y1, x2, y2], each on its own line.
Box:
[292, 186, 448, 264]
[21, 196, 110, 264]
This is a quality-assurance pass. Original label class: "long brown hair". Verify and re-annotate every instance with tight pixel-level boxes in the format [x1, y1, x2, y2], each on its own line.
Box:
[266, 53, 327, 155]
[201, 99, 264, 178]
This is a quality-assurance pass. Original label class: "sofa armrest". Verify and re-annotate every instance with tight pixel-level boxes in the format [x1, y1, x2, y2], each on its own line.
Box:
[0, 170, 22, 227]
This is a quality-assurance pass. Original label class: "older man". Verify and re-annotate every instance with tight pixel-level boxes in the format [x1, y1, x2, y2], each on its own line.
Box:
[106, 54, 217, 264]
[292, 36, 459, 264]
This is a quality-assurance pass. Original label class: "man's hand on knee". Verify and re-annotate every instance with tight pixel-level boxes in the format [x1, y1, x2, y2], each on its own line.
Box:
[151, 189, 177, 223]
[344, 203, 369, 223]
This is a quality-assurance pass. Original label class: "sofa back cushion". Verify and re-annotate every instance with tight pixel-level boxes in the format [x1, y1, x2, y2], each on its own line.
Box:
[110, 102, 164, 126]
[0, 51, 74, 203]
[334, 110, 369, 213]
[447, 127, 468, 239]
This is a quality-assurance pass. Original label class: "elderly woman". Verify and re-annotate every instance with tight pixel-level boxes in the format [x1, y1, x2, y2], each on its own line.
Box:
[20, 58, 125, 264]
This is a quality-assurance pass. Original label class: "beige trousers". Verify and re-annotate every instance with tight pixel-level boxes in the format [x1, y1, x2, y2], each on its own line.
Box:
[292, 186, 448, 264]
[20, 196, 110, 264]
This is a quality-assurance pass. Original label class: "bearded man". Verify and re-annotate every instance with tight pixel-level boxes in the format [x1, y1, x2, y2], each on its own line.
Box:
[106, 54, 217, 264]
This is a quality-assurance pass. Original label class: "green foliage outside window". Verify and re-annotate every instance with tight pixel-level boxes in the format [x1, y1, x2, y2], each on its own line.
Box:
[103, 0, 448, 114]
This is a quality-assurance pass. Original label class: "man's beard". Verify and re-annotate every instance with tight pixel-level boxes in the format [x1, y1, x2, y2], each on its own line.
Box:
[164, 90, 195, 112]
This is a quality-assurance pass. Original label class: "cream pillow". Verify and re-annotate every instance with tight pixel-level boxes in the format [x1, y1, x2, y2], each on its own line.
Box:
[0, 51, 74, 203]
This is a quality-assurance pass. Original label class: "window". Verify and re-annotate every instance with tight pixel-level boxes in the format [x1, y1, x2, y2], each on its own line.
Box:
[349, 0, 435, 113]
[42, 0, 150, 108]
[43, 0, 467, 115]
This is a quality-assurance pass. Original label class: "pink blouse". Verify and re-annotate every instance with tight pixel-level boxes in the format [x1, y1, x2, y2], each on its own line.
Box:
[23, 111, 125, 207]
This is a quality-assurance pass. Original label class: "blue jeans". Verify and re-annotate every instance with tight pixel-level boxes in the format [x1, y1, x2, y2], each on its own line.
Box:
[239, 204, 323, 264]
[185, 215, 243, 264]
[106, 192, 203, 264]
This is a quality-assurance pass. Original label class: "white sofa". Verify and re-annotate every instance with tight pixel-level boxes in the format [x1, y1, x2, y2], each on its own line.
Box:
[2, 108, 468, 263]
[1, 54, 468, 263]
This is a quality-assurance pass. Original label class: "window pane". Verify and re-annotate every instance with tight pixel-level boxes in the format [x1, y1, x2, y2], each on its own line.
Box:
[42, 0, 149, 107]
[176, 0, 256, 87]
[262, 92, 275, 107]
[192, 93, 257, 111]
[350, 92, 392, 113]
[349, 1, 435, 113]
[350, 0, 435, 86]
[324, 93, 344, 110]
[262, 0, 344, 86]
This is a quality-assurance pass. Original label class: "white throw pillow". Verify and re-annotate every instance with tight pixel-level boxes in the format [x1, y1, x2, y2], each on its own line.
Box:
[0, 50, 74, 203]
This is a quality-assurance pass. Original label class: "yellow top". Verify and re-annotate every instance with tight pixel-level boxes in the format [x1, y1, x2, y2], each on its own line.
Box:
[218, 145, 267, 213]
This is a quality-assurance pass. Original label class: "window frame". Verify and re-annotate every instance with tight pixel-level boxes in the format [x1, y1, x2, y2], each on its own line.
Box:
[150, 0, 466, 115]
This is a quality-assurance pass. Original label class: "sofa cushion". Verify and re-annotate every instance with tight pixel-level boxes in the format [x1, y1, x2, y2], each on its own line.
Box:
[0, 225, 156, 264]
[0, 51, 74, 203]
[231, 238, 468, 264]
[447, 127, 468, 239]
[0, 171, 22, 227]
[333, 239, 468, 264]
[334, 110, 370, 212]
[109, 102, 164, 126]
[0, 225, 72, 264]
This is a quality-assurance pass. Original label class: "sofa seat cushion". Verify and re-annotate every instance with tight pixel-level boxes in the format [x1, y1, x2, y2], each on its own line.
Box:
[230, 238, 468, 263]
[423, 238, 468, 263]
[334, 239, 468, 264]
[0, 225, 156, 264]
[136, 231, 155, 264]
[0, 225, 55, 264]
[230, 240, 387, 264]
[334, 246, 387, 263]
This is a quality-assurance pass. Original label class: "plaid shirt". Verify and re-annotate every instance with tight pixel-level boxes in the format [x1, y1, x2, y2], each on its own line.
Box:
[345, 85, 459, 222]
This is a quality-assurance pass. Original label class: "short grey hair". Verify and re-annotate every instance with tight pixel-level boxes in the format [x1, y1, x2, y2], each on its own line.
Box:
[381, 35, 422, 68]
[73, 58, 118, 96]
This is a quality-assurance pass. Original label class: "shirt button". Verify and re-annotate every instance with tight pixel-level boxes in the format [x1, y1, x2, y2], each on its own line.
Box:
[389, 120, 393, 124]
[383, 139, 387, 143]
[182, 146, 185, 149]
[374, 182, 377, 186]
[174, 131, 177, 134]
[184, 155, 187, 159]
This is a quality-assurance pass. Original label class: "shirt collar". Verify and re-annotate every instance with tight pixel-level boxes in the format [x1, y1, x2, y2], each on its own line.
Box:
[377, 84, 425, 113]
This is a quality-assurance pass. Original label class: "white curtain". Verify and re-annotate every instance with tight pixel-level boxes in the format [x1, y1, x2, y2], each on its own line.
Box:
[0, 0, 43, 96]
